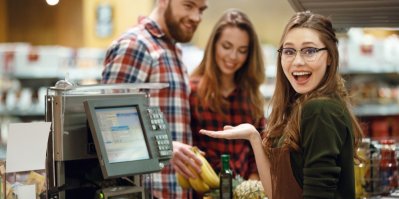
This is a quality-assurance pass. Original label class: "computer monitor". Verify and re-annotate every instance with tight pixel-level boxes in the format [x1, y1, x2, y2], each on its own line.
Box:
[84, 94, 173, 179]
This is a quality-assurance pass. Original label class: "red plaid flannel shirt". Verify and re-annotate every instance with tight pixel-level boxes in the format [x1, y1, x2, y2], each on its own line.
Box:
[102, 16, 192, 198]
[189, 79, 266, 179]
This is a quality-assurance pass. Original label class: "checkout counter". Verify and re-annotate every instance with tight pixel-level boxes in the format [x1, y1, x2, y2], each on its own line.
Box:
[44, 82, 173, 199]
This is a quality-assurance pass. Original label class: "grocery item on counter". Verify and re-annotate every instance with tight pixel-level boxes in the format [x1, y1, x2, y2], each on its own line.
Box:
[220, 154, 233, 199]
[233, 180, 267, 199]
[176, 147, 220, 193]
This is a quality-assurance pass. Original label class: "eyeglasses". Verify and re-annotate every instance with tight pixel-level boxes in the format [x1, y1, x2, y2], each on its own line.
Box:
[277, 47, 327, 62]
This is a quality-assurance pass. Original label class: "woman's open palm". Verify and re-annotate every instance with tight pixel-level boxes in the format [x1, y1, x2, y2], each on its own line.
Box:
[199, 123, 258, 140]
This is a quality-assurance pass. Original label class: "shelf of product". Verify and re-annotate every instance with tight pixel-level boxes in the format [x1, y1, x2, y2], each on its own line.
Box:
[0, 43, 107, 165]
[344, 72, 399, 117]
[354, 104, 399, 117]
[0, 43, 107, 119]
[355, 138, 399, 198]
[339, 29, 399, 74]
[0, 43, 105, 82]
[0, 85, 47, 117]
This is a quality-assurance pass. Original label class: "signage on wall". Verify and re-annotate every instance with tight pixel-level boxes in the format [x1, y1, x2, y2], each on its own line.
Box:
[96, 2, 113, 38]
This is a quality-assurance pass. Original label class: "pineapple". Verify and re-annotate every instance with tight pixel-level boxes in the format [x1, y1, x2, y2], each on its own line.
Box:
[233, 180, 267, 199]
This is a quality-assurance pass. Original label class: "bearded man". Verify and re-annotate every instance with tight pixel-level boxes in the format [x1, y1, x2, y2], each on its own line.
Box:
[102, 0, 208, 198]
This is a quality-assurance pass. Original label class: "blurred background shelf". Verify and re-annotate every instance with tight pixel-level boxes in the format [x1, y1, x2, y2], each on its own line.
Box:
[354, 104, 399, 117]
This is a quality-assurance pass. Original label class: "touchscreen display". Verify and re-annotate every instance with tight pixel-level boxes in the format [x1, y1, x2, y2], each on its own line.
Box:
[94, 106, 150, 163]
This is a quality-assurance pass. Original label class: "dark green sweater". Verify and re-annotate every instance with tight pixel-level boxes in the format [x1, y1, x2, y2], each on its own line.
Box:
[289, 98, 355, 199]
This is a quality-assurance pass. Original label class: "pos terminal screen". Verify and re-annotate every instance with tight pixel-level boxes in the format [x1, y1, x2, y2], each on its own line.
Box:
[94, 106, 150, 163]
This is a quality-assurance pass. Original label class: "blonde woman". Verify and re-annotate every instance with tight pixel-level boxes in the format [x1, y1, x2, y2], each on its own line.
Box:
[188, 9, 266, 195]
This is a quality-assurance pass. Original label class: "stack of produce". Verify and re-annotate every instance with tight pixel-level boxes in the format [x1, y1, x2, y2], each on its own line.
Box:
[176, 147, 220, 193]
[233, 180, 267, 199]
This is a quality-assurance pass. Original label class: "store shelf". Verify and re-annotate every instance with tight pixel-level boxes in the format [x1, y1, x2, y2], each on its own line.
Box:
[353, 103, 399, 117]
[0, 105, 44, 117]
[340, 68, 399, 75]
[10, 67, 102, 81]
[0, 110, 44, 118]
[340, 69, 399, 75]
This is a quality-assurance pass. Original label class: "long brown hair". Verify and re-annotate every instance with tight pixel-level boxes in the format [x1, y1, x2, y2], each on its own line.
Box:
[191, 8, 265, 119]
[263, 11, 363, 160]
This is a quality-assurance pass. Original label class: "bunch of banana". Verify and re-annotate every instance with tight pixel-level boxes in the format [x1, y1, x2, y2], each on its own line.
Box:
[176, 147, 220, 193]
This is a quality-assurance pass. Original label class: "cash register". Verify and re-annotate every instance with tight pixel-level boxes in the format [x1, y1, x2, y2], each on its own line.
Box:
[45, 82, 173, 199]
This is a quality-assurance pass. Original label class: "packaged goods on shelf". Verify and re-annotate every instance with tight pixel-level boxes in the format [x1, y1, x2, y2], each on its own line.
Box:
[12, 45, 74, 78]
[342, 28, 399, 73]
[355, 138, 399, 197]
[64, 47, 106, 81]
[0, 43, 106, 81]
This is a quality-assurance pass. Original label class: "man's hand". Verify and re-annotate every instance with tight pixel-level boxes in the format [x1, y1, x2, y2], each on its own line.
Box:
[170, 141, 203, 179]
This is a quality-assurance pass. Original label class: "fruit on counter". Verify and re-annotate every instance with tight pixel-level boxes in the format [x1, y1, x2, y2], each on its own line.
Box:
[176, 172, 191, 189]
[233, 180, 267, 199]
[188, 166, 211, 193]
[176, 146, 220, 192]
[191, 147, 220, 188]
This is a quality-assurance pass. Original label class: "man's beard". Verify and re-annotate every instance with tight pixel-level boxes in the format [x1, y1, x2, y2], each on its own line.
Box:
[164, 4, 196, 42]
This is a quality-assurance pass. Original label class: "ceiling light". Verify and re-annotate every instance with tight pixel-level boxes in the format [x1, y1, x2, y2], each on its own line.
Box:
[46, 0, 59, 6]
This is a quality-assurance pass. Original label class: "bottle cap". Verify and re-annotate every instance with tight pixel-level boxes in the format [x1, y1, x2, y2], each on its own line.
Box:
[221, 154, 230, 170]
[221, 154, 230, 159]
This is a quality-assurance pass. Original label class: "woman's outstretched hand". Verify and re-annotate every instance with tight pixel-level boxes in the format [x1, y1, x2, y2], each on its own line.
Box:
[201, 123, 271, 198]
[199, 123, 259, 140]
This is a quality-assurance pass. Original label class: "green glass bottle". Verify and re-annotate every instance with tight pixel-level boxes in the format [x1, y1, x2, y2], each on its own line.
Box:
[220, 154, 233, 199]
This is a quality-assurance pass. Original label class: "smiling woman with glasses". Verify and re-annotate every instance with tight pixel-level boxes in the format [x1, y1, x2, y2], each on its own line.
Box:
[199, 11, 364, 199]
